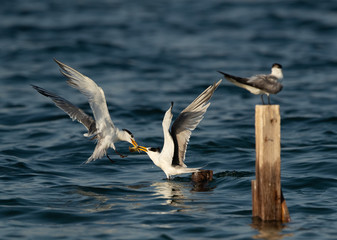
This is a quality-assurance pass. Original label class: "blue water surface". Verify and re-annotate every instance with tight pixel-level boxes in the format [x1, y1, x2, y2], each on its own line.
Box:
[1, 0, 337, 239]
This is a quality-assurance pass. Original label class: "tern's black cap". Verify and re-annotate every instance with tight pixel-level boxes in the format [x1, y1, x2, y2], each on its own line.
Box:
[272, 63, 282, 69]
[122, 129, 134, 138]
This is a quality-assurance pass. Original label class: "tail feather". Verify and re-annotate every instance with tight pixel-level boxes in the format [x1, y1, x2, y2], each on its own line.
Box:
[217, 71, 249, 85]
[84, 138, 109, 164]
[176, 166, 200, 175]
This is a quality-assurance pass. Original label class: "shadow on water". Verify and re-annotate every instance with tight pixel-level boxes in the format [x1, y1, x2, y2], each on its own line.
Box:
[73, 186, 115, 213]
[172, 170, 253, 192]
[250, 217, 293, 240]
[213, 170, 254, 178]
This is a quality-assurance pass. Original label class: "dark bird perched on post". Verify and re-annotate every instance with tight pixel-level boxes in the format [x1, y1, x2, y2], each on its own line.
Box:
[218, 63, 283, 105]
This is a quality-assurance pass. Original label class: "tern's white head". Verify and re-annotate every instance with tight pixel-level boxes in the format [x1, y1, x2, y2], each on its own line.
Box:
[145, 147, 161, 163]
[135, 146, 161, 166]
[119, 128, 138, 147]
[271, 63, 283, 80]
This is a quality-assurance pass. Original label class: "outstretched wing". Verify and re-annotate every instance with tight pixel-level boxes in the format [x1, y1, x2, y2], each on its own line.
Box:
[54, 59, 114, 133]
[170, 80, 222, 166]
[32, 85, 96, 136]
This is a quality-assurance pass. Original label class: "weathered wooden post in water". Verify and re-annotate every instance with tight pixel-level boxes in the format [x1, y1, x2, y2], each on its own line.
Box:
[252, 105, 290, 222]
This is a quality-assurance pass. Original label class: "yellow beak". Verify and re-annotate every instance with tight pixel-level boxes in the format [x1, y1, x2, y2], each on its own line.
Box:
[131, 138, 138, 147]
[137, 146, 148, 152]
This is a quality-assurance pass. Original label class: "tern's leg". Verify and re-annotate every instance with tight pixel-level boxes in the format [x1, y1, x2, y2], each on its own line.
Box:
[268, 95, 271, 105]
[114, 149, 128, 158]
[260, 95, 265, 105]
[106, 154, 115, 163]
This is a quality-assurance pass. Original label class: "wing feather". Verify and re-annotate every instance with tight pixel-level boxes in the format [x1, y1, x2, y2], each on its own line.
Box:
[170, 80, 222, 166]
[32, 85, 96, 136]
[54, 59, 114, 133]
[218, 71, 250, 86]
[248, 75, 283, 94]
[161, 102, 175, 165]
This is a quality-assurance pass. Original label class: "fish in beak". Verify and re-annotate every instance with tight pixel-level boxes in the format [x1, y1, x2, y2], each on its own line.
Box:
[129, 145, 148, 153]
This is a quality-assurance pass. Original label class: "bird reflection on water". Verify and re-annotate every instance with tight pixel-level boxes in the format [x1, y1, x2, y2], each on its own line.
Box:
[152, 181, 188, 209]
[151, 178, 215, 212]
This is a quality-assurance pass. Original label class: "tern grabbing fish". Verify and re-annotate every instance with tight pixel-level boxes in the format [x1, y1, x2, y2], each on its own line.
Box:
[32, 59, 138, 163]
[218, 63, 283, 104]
[133, 80, 222, 179]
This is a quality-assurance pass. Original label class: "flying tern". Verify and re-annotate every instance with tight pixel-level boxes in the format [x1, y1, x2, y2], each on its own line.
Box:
[133, 80, 222, 179]
[218, 63, 283, 104]
[32, 59, 138, 163]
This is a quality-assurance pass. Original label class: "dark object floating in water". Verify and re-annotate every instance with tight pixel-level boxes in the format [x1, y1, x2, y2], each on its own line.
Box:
[191, 170, 213, 182]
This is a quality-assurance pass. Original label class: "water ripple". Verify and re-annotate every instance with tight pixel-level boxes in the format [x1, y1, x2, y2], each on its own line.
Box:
[1, 0, 337, 239]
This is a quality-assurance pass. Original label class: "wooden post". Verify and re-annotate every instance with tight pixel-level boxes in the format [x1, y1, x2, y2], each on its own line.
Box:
[252, 105, 290, 222]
